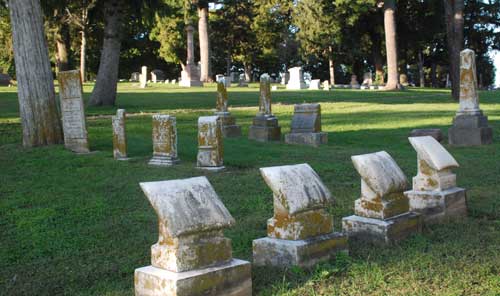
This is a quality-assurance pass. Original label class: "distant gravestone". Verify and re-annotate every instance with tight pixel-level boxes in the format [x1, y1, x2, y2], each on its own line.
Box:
[197, 116, 224, 171]
[350, 75, 360, 88]
[238, 74, 248, 87]
[130, 72, 140, 82]
[280, 72, 289, 85]
[400, 74, 409, 86]
[405, 136, 467, 223]
[309, 79, 320, 90]
[248, 74, 281, 142]
[286, 67, 307, 90]
[230, 71, 239, 83]
[322, 80, 330, 90]
[149, 114, 179, 166]
[215, 78, 241, 137]
[112, 109, 128, 160]
[58, 70, 90, 154]
[361, 72, 373, 86]
[151, 69, 165, 83]
[449, 49, 493, 146]
[342, 151, 422, 244]
[135, 176, 252, 295]
[253, 164, 347, 268]
[139, 66, 147, 88]
[285, 103, 327, 147]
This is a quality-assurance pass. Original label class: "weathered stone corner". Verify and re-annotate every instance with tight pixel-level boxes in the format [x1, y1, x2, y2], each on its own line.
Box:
[253, 163, 348, 268]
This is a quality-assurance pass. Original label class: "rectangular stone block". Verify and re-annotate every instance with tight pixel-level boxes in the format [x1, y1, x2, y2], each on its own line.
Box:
[452, 114, 489, 128]
[252, 116, 279, 127]
[149, 156, 181, 166]
[354, 192, 409, 220]
[267, 209, 333, 240]
[448, 126, 493, 146]
[342, 212, 422, 245]
[248, 125, 281, 142]
[252, 232, 348, 268]
[405, 187, 467, 224]
[284, 132, 327, 147]
[135, 259, 252, 296]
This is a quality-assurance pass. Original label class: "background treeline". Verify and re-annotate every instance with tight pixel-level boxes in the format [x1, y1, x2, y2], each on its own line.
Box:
[0, 0, 498, 87]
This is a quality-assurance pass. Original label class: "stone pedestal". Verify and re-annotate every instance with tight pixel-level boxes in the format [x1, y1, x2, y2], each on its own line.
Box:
[197, 116, 224, 171]
[253, 233, 348, 268]
[149, 115, 180, 166]
[285, 103, 327, 147]
[248, 115, 281, 142]
[342, 212, 422, 245]
[135, 259, 252, 296]
[405, 187, 467, 224]
[253, 164, 348, 268]
[286, 67, 307, 90]
[215, 79, 241, 138]
[179, 64, 203, 87]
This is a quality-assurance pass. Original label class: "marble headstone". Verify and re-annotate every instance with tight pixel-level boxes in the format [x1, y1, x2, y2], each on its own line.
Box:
[197, 116, 224, 171]
[140, 66, 147, 88]
[285, 103, 327, 147]
[112, 109, 128, 160]
[149, 114, 179, 166]
[286, 67, 307, 90]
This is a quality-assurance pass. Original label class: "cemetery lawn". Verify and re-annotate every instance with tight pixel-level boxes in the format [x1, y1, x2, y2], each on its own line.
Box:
[1, 83, 500, 296]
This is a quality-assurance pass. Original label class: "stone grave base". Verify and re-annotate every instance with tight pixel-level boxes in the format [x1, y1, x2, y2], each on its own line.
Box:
[252, 232, 348, 268]
[285, 132, 328, 147]
[149, 156, 180, 166]
[405, 187, 467, 224]
[248, 116, 281, 142]
[196, 166, 225, 172]
[115, 157, 130, 161]
[342, 212, 422, 245]
[179, 80, 203, 87]
[449, 114, 493, 146]
[409, 128, 444, 142]
[135, 259, 252, 296]
[222, 125, 242, 137]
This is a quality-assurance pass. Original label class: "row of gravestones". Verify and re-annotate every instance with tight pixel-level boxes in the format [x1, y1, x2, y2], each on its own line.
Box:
[134, 135, 467, 295]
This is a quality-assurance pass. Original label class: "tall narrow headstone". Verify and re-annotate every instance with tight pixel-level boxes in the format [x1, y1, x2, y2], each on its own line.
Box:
[449, 49, 493, 146]
[140, 66, 147, 88]
[135, 177, 252, 296]
[58, 70, 90, 153]
[253, 164, 348, 268]
[285, 103, 327, 147]
[112, 109, 128, 160]
[405, 136, 467, 223]
[248, 74, 282, 142]
[179, 25, 203, 87]
[286, 67, 307, 90]
[342, 151, 422, 244]
[197, 116, 224, 171]
[149, 114, 179, 166]
[215, 78, 241, 137]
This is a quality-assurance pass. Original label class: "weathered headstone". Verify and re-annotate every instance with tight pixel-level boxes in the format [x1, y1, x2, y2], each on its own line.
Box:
[253, 164, 348, 268]
[215, 78, 241, 137]
[248, 74, 282, 142]
[400, 73, 409, 86]
[286, 67, 307, 90]
[405, 136, 467, 223]
[342, 151, 422, 244]
[309, 79, 320, 90]
[197, 116, 224, 171]
[135, 177, 252, 296]
[409, 128, 444, 142]
[230, 71, 239, 83]
[350, 75, 360, 88]
[361, 72, 373, 86]
[130, 72, 140, 82]
[58, 70, 90, 153]
[149, 114, 180, 166]
[180, 25, 203, 87]
[112, 109, 128, 160]
[285, 103, 327, 147]
[140, 66, 148, 88]
[171, 79, 176, 84]
[151, 69, 165, 83]
[237, 74, 248, 87]
[280, 72, 289, 85]
[449, 49, 493, 146]
[322, 80, 330, 90]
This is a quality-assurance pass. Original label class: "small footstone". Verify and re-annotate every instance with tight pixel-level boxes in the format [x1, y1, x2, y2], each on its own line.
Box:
[409, 128, 444, 142]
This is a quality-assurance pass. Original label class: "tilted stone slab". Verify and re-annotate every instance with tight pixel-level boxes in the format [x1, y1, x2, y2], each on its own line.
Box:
[409, 136, 458, 171]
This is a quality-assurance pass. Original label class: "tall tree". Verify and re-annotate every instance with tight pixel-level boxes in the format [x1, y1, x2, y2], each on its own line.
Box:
[443, 0, 464, 99]
[195, 0, 211, 81]
[380, 0, 400, 90]
[8, 0, 63, 147]
[88, 0, 124, 106]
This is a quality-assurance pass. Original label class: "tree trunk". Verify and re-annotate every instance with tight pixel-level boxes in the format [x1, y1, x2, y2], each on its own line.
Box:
[80, 29, 87, 82]
[88, 0, 123, 106]
[418, 51, 425, 87]
[198, 2, 211, 82]
[244, 62, 252, 82]
[55, 24, 71, 72]
[443, 0, 464, 100]
[8, 0, 63, 147]
[328, 46, 335, 85]
[383, 0, 400, 90]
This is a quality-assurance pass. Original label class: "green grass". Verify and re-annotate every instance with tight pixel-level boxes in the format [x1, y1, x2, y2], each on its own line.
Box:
[1, 83, 499, 295]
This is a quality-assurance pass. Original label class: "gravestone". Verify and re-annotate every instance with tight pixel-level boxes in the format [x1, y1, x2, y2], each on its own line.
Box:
[112, 109, 128, 160]
[285, 103, 327, 147]
[165, 79, 170, 84]
[58, 70, 90, 153]
[237, 74, 248, 87]
[253, 164, 348, 268]
[449, 49, 493, 146]
[215, 78, 241, 137]
[149, 114, 180, 166]
[135, 177, 252, 296]
[361, 72, 372, 86]
[151, 69, 165, 83]
[405, 136, 467, 223]
[180, 25, 203, 87]
[280, 72, 289, 85]
[350, 75, 360, 88]
[230, 71, 239, 83]
[130, 72, 140, 82]
[140, 66, 147, 88]
[409, 128, 444, 142]
[309, 79, 320, 90]
[400, 74, 409, 86]
[286, 67, 307, 90]
[171, 79, 177, 84]
[322, 80, 330, 90]
[197, 116, 224, 171]
[342, 151, 422, 244]
[248, 74, 281, 142]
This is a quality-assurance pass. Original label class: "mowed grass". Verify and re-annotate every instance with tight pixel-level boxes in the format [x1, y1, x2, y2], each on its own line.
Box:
[0, 83, 499, 295]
